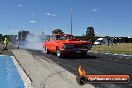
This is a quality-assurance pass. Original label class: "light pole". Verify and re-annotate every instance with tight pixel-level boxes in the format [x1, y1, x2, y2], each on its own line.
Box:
[71, 8, 73, 35]
[21, 27, 22, 43]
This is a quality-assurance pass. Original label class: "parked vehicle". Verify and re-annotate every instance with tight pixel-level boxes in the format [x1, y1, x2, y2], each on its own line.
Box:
[94, 38, 112, 45]
[43, 34, 92, 57]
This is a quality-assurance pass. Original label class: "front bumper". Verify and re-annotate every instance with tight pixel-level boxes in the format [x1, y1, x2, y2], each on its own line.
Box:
[61, 49, 88, 55]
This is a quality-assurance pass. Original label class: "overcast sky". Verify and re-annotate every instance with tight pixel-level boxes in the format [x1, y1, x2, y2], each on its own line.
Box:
[0, 0, 132, 37]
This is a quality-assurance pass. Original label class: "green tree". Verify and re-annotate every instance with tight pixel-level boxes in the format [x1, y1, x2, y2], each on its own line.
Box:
[86, 26, 95, 37]
[86, 26, 95, 42]
[52, 29, 64, 34]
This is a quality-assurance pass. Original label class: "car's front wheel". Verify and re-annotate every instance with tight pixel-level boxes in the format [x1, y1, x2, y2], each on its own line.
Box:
[56, 48, 63, 57]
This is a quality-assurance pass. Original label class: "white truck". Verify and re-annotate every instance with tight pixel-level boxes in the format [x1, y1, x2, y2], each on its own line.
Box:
[94, 38, 112, 45]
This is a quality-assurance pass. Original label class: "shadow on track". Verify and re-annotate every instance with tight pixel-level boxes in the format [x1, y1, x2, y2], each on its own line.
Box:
[61, 54, 100, 60]
[26, 49, 99, 60]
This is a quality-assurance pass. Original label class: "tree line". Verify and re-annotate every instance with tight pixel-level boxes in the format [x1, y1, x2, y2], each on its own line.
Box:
[52, 26, 95, 40]
[52, 27, 95, 37]
[17, 26, 95, 42]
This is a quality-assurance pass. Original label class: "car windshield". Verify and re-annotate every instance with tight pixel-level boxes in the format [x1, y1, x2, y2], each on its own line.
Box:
[56, 35, 73, 40]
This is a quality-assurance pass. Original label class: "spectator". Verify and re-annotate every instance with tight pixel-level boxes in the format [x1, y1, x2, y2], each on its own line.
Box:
[2, 37, 9, 51]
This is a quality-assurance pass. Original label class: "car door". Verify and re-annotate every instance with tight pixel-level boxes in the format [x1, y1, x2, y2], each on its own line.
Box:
[45, 36, 51, 50]
[49, 35, 55, 52]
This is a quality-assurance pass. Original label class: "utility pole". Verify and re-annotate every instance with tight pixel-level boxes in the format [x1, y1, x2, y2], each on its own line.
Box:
[71, 8, 73, 35]
[21, 27, 22, 43]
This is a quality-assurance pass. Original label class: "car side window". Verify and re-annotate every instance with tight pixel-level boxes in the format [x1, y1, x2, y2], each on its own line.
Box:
[50, 35, 54, 41]
[56, 36, 60, 40]
[47, 36, 50, 41]
[53, 36, 56, 40]
[67, 35, 73, 39]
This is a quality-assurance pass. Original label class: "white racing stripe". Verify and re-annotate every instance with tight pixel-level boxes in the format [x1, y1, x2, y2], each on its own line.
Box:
[11, 56, 34, 88]
[114, 54, 120, 55]
[0, 55, 7, 56]
[115, 60, 119, 61]
[105, 53, 112, 55]
[126, 57, 130, 59]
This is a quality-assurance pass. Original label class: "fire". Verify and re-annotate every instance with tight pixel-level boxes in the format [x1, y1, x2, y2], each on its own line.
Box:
[78, 66, 86, 76]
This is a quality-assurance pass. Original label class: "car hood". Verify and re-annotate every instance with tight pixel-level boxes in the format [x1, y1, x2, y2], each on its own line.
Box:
[56, 39, 90, 44]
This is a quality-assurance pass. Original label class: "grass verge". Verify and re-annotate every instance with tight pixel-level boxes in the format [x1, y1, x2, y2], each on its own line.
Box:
[90, 43, 132, 55]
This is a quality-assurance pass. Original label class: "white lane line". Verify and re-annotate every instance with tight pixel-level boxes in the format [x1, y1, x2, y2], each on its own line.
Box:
[105, 53, 112, 55]
[92, 51, 132, 57]
[118, 57, 122, 58]
[126, 57, 130, 59]
[11, 56, 34, 88]
[104, 53, 132, 57]
[115, 60, 119, 61]
[123, 55, 129, 57]
[0, 55, 7, 56]
[94, 52, 98, 53]
[114, 54, 120, 56]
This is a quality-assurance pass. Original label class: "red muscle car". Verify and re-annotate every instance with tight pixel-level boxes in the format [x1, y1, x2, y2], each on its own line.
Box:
[43, 34, 92, 57]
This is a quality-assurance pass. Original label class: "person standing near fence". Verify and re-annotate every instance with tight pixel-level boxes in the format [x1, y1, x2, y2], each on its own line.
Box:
[2, 37, 9, 51]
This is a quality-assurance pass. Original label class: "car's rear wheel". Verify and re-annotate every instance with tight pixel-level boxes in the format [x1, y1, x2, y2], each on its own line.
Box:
[56, 47, 63, 57]
[43, 47, 49, 54]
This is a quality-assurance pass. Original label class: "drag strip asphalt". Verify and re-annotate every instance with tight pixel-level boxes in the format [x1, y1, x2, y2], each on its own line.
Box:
[27, 49, 132, 88]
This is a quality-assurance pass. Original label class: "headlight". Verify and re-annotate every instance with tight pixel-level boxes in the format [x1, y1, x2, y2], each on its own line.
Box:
[63, 44, 74, 49]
